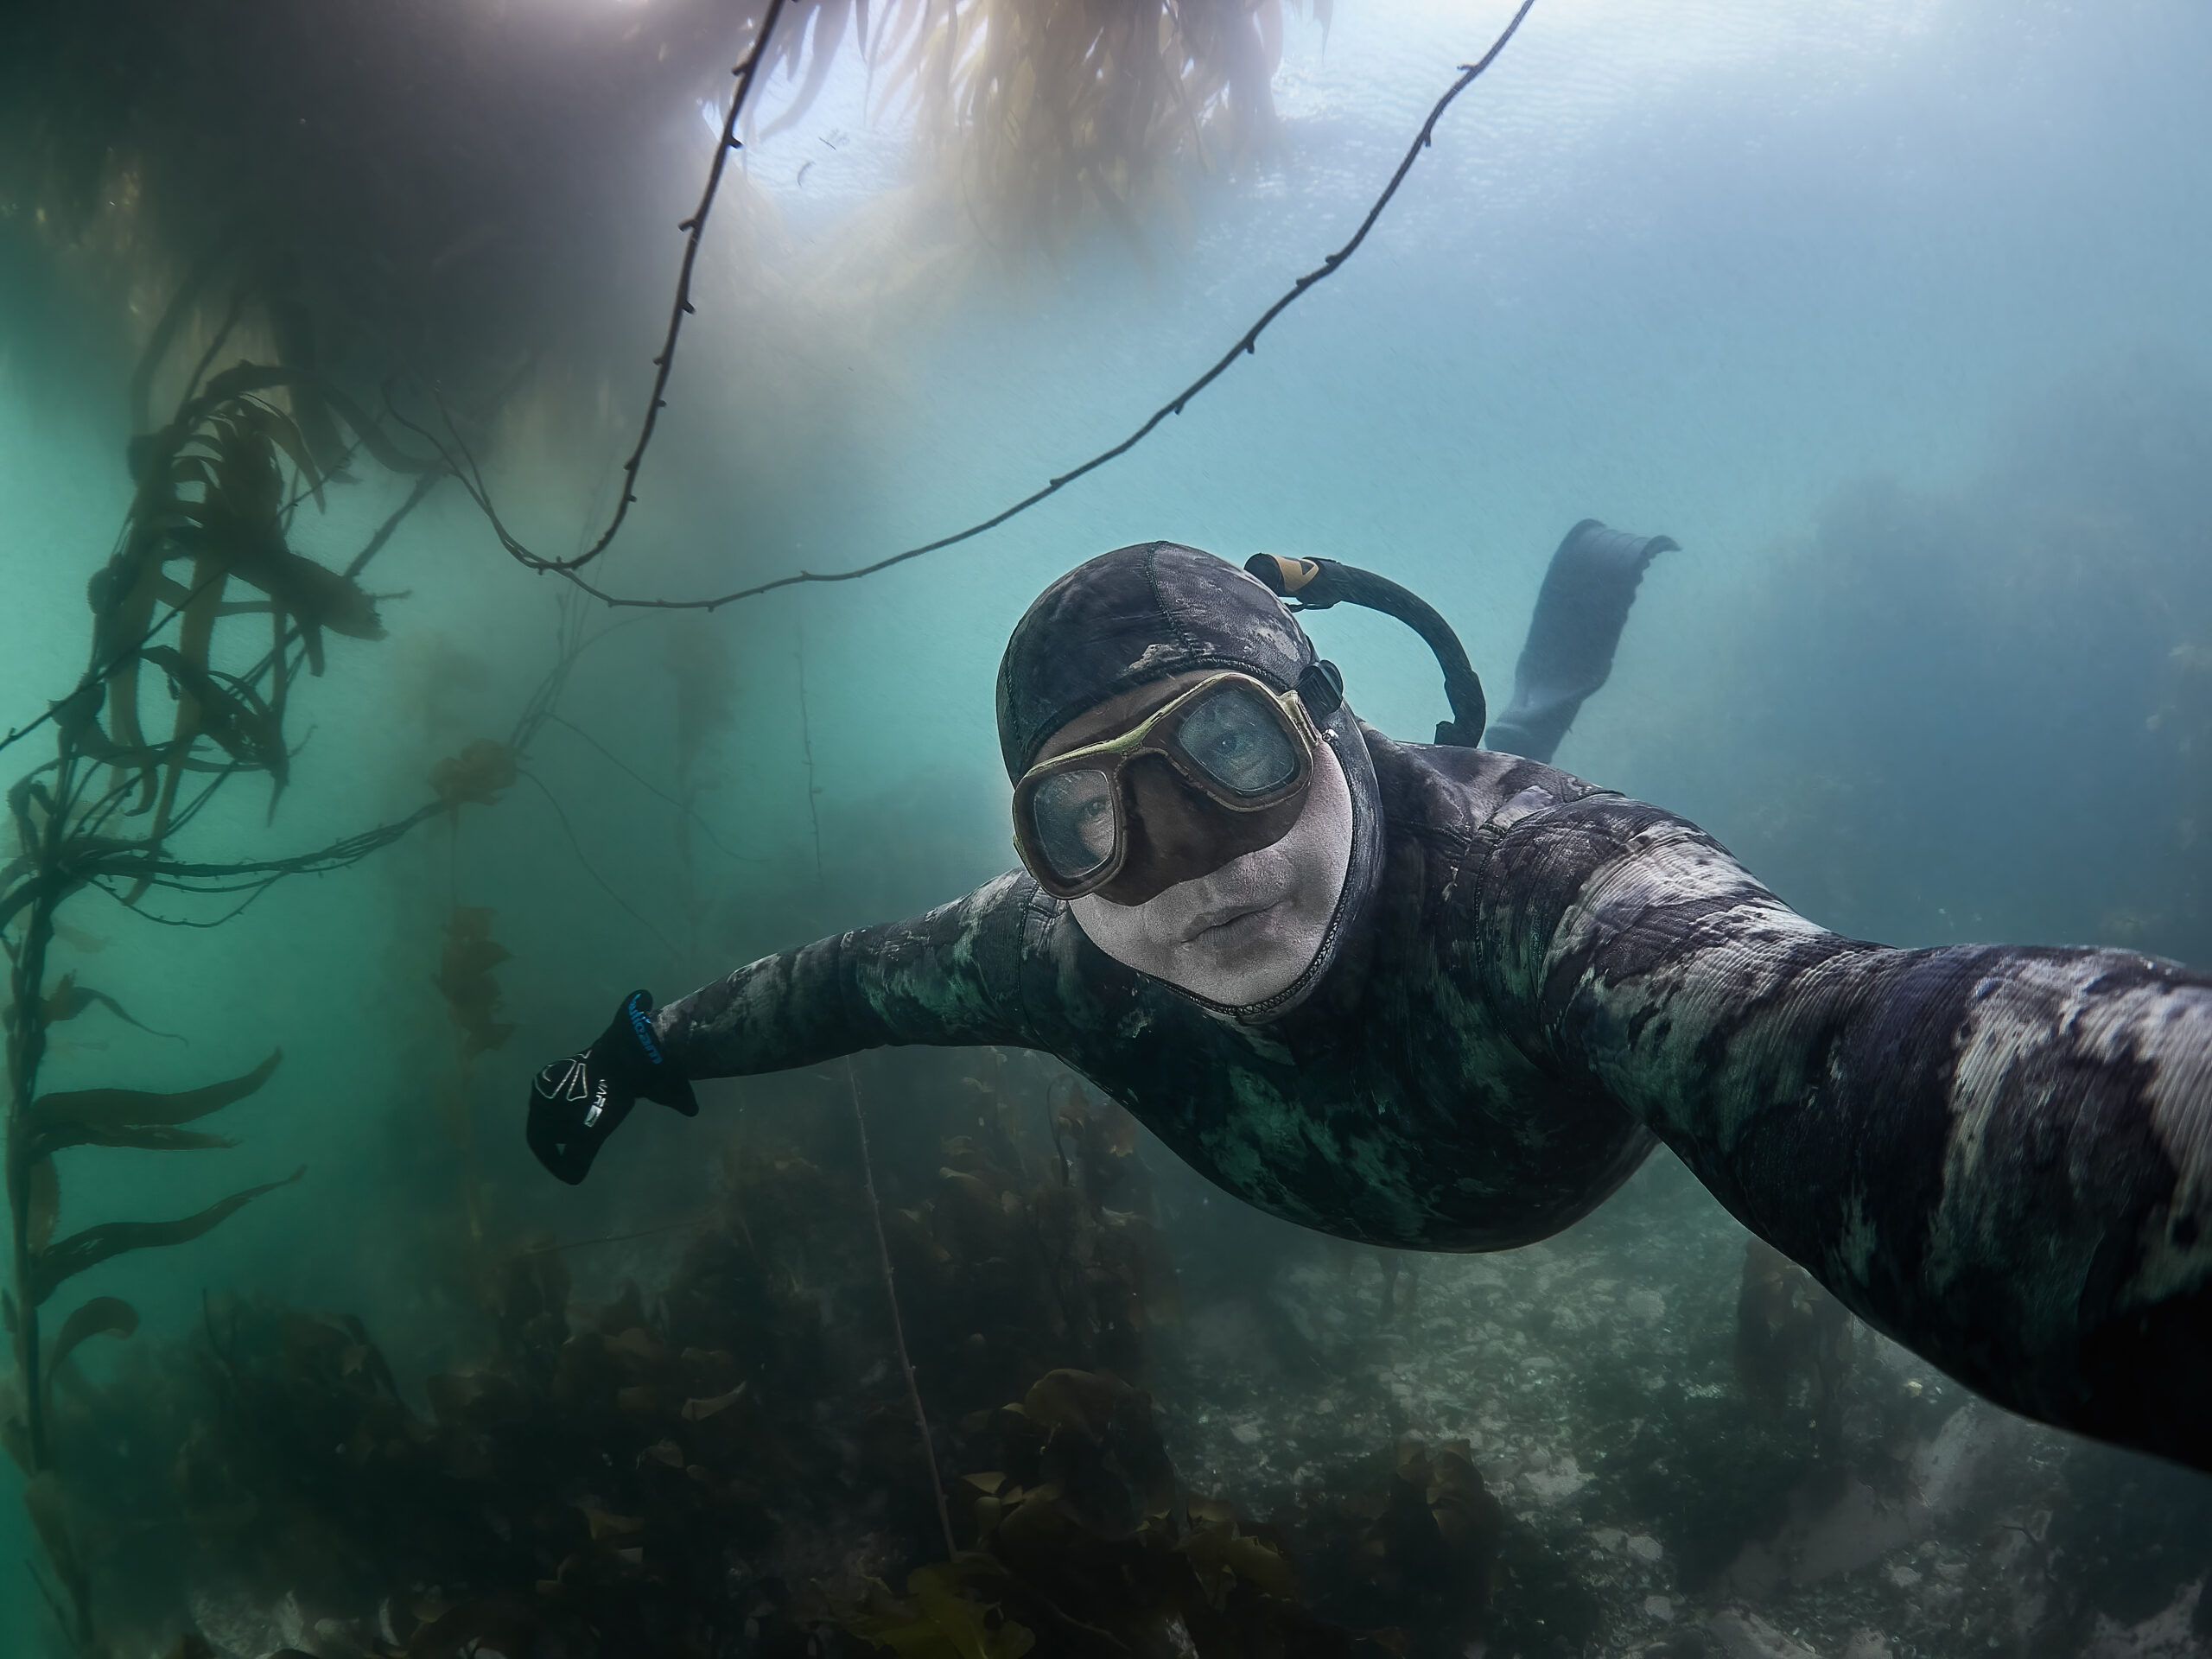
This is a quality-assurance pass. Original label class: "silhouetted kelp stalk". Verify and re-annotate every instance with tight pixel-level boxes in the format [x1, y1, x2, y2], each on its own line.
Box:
[435, 898, 518, 1277]
[0, 339, 474, 1648]
[658, 615, 741, 962]
[847, 1055, 957, 1559]
[404, 0, 1541, 614]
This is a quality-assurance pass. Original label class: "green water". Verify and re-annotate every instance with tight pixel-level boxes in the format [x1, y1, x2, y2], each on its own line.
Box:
[4, 0, 2211, 1654]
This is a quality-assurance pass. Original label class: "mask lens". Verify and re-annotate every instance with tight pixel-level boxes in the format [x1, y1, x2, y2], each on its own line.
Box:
[1029, 766, 1119, 880]
[1174, 684, 1300, 797]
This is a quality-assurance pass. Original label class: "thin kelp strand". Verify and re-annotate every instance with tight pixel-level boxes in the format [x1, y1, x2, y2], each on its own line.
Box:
[519, 1215, 721, 1256]
[545, 715, 765, 864]
[435, 0, 1540, 614]
[84, 881, 277, 931]
[530, 0, 791, 580]
[516, 770, 683, 961]
[847, 1055, 957, 1560]
[342, 471, 442, 582]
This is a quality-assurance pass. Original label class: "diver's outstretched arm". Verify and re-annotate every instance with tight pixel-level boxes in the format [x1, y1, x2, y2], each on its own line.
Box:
[1484, 520, 1676, 762]
[650, 873, 1038, 1075]
[1504, 795, 2212, 1471]
[524, 874, 1038, 1181]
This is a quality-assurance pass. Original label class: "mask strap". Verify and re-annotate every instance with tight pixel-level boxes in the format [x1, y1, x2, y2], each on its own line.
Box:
[1248, 556, 1486, 747]
[1295, 660, 1344, 720]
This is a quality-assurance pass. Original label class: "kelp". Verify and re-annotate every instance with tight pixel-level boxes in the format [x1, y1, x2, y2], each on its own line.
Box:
[429, 739, 518, 812]
[436, 908, 514, 1063]
[82, 360, 402, 880]
[885, 1080, 1178, 1413]
[848, 1368, 1384, 1658]
[662, 617, 740, 953]
[434, 905, 515, 1268]
[866, 0, 1325, 251]
[26, 1169, 302, 1309]
[44, 1299, 138, 1382]
[1263, 1433, 1614, 1659]
[39, 1052, 1613, 1659]
[51, 1235, 835, 1655]
[4, 0, 1324, 468]
[23, 1050, 278, 1157]
[7, 1047, 290, 1316]
[10, 970, 187, 1046]
[0, 1035, 295, 1648]
[33, 1069, 1121, 1648]
[1, 283, 442, 1652]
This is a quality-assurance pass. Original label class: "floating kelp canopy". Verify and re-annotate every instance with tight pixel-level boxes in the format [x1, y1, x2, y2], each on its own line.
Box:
[0, 0, 1324, 425]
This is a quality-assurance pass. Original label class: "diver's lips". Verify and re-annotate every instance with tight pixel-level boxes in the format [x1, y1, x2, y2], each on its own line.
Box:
[1179, 895, 1284, 946]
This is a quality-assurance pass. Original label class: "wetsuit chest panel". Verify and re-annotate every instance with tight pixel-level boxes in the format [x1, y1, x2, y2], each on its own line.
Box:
[1021, 746, 1656, 1250]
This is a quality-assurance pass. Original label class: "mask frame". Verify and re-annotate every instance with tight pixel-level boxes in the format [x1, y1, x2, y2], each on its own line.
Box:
[1012, 670, 1325, 902]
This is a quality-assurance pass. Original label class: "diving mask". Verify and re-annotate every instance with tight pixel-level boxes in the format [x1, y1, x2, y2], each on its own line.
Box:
[1012, 667, 1338, 903]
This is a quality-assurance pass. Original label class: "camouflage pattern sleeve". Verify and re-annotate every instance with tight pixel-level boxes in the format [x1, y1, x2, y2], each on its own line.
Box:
[646, 872, 1039, 1077]
[1497, 796, 2212, 1470]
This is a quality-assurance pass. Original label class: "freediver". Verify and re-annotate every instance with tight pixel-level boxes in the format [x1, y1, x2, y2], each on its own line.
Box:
[524, 531, 2212, 1473]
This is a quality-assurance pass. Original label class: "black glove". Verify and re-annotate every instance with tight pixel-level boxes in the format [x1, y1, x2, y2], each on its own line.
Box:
[527, 990, 699, 1185]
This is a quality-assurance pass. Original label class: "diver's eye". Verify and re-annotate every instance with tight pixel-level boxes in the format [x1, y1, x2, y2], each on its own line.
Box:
[1208, 729, 1255, 760]
[1031, 766, 1118, 880]
[1177, 686, 1299, 796]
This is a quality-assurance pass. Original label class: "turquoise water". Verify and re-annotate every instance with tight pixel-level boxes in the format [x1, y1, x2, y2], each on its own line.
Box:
[4, 1, 2211, 1653]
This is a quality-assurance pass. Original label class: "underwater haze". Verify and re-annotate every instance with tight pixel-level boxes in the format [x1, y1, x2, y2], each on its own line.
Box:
[3, 0, 2211, 1654]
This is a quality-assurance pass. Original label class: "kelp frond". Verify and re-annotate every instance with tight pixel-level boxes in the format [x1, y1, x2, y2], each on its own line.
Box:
[848, 0, 1325, 250]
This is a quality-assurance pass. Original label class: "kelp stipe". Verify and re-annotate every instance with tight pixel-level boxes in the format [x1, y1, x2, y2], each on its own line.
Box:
[0, 296, 455, 1650]
[435, 903, 517, 1279]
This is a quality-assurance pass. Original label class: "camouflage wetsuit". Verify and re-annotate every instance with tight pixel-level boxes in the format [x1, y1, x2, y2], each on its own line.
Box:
[653, 724, 2212, 1473]
[518, 537, 2208, 1477]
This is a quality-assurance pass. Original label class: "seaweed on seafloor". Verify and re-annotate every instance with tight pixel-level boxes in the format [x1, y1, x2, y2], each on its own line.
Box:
[843, 1367, 1390, 1659]
[887, 1077, 1179, 1420]
[25, 1065, 1170, 1653]
[41, 1060, 1608, 1659]
[0, 1029, 298, 1649]
[1265, 1433, 1615, 1659]
[48, 1073, 962, 1653]
[54, 1236, 829, 1658]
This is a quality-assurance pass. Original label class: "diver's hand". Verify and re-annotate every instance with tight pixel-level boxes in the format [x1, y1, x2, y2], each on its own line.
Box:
[527, 989, 699, 1185]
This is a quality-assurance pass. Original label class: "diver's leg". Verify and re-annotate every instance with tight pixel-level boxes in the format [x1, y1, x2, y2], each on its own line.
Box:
[1484, 520, 1677, 763]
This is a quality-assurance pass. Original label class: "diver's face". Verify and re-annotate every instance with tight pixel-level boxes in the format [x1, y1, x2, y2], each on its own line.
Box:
[1040, 673, 1355, 1007]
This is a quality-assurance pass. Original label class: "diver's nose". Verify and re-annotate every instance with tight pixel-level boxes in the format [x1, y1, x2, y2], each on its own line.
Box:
[1102, 755, 1235, 906]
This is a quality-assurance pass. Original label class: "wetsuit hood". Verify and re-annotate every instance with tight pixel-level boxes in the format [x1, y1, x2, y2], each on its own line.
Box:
[998, 542, 1386, 1024]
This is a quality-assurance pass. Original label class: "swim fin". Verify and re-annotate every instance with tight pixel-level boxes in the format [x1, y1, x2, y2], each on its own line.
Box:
[1484, 519, 1677, 764]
